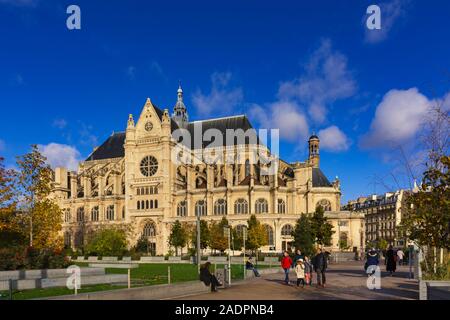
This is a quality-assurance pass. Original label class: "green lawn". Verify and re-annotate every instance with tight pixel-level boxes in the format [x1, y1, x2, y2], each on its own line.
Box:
[0, 283, 126, 300]
[1, 262, 273, 300]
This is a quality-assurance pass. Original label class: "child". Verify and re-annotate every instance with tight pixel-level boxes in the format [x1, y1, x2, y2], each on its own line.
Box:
[295, 259, 306, 287]
[304, 256, 312, 286]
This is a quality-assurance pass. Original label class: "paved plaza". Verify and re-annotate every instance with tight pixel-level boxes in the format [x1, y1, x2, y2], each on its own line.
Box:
[174, 261, 418, 300]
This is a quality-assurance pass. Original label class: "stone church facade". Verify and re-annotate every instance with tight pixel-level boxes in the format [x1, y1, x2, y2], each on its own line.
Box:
[51, 86, 364, 255]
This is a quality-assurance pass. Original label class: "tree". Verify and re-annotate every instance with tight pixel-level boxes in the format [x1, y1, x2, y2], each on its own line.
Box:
[15, 145, 63, 249]
[209, 217, 229, 254]
[190, 220, 210, 251]
[232, 227, 243, 251]
[0, 157, 23, 247]
[247, 214, 268, 253]
[292, 214, 314, 256]
[85, 226, 128, 256]
[311, 206, 334, 246]
[400, 155, 450, 275]
[169, 220, 188, 256]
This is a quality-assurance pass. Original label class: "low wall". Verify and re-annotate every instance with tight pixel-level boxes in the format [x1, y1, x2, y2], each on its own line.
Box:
[419, 280, 450, 300]
[0, 268, 105, 281]
[41, 280, 211, 300]
[245, 267, 283, 278]
[0, 273, 126, 291]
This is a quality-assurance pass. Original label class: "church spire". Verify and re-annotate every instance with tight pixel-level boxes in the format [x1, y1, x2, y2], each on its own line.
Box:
[172, 82, 189, 128]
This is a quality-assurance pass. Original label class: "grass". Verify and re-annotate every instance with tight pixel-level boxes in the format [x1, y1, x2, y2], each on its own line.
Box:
[1, 262, 274, 300]
[0, 284, 126, 300]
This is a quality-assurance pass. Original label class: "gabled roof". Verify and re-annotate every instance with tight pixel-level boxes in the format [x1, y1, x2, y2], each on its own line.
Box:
[312, 168, 332, 187]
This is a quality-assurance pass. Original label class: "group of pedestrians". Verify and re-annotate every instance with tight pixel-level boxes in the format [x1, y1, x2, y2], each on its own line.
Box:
[281, 248, 328, 288]
[364, 245, 406, 277]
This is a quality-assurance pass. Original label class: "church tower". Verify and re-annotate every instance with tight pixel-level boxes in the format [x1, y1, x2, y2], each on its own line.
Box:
[308, 134, 320, 167]
[172, 84, 189, 129]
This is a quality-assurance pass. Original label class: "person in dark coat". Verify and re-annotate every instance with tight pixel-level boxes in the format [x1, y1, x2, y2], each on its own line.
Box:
[365, 248, 379, 276]
[292, 249, 305, 268]
[312, 248, 328, 287]
[246, 257, 261, 277]
[385, 245, 397, 276]
[199, 262, 222, 292]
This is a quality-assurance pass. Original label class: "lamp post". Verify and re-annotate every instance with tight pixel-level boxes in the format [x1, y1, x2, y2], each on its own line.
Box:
[243, 226, 247, 279]
[224, 226, 231, 286]
[196, 214, 201, 273]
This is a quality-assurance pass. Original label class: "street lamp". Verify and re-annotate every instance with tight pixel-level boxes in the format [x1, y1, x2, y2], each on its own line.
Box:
[223, 225, 232, 286]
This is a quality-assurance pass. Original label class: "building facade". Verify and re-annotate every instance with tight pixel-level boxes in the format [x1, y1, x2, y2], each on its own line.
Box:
[51, 86, 364, 255]
[344, 190, 408, 248]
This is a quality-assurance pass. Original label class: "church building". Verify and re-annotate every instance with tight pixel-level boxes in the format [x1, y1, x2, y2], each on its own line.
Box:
[51, 85, 364, 255]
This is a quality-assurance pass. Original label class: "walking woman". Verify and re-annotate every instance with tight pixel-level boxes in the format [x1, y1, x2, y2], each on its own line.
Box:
[199, 262, 222, 292]
[281, 251, 293, 285]
[386, 245, 397, 276]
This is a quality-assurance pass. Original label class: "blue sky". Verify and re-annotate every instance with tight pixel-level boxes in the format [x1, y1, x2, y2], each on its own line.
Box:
[0, 0, 449, 203]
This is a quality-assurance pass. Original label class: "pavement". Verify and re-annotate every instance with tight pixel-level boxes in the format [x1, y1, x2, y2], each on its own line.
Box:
[173, 261, 419, 300]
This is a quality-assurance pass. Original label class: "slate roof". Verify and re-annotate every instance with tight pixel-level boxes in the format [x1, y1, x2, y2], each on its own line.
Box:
[85, 132, 126, 161]
[180, 115, 259, 149]
[312, 168, 332, 187]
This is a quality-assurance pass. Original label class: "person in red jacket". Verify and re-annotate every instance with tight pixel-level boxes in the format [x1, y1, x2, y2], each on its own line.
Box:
[281, 251, 293, 285]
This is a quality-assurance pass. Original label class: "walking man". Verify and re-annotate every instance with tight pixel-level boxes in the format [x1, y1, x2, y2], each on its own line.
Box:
[312, 248, 327, 288]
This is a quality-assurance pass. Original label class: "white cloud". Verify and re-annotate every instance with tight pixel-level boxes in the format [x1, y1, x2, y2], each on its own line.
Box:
[52, 118, 67, 129]
[277, 39, 356, 123]
[192, 72, 243, 117]
[79, 122, 98, 147]
[249, 101, 309, 143]
[318, 126, 351, 152]
[364, 0, 409, 44]
[360, 88, 431, 149]
[38, 143, 81, 171]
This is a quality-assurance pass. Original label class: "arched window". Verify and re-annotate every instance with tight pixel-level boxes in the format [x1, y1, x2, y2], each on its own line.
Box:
[137, 188, 141, 196]
[245, 159, 250, 177]
[74, 231, 83, 249]
[195, 200, 207, 216]
[143, 222, 156, 237]
[281, 224, 294, 236]
[91, 206, 99, 221]
[76, 207, 85, 222]
[255, 198, 268, 214]
[122, 207, 125, 219]
[146, 200, 149, 209]
[64, 232, 71, 248]
[150, 200, 154, 209]
[234, 198, 248, 215]
[64, 209, 71, 223]
[277, 199, 286, 214]
[106, 205, 115, 220]
[137, 201, 141, 210]
[316, 199, 332, 212]
[214, 199, 227, 215]
[155, 200, 158, 208]
[264, 225, 274, 246]
[177, 201, 187, 217]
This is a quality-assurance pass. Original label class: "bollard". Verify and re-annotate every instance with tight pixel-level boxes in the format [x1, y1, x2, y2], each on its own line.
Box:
[168, 266, 171, 285]
[128, 268, 131, 289]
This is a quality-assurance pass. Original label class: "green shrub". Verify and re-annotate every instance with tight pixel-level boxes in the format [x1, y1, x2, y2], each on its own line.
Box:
[85, 227, 128, 257]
